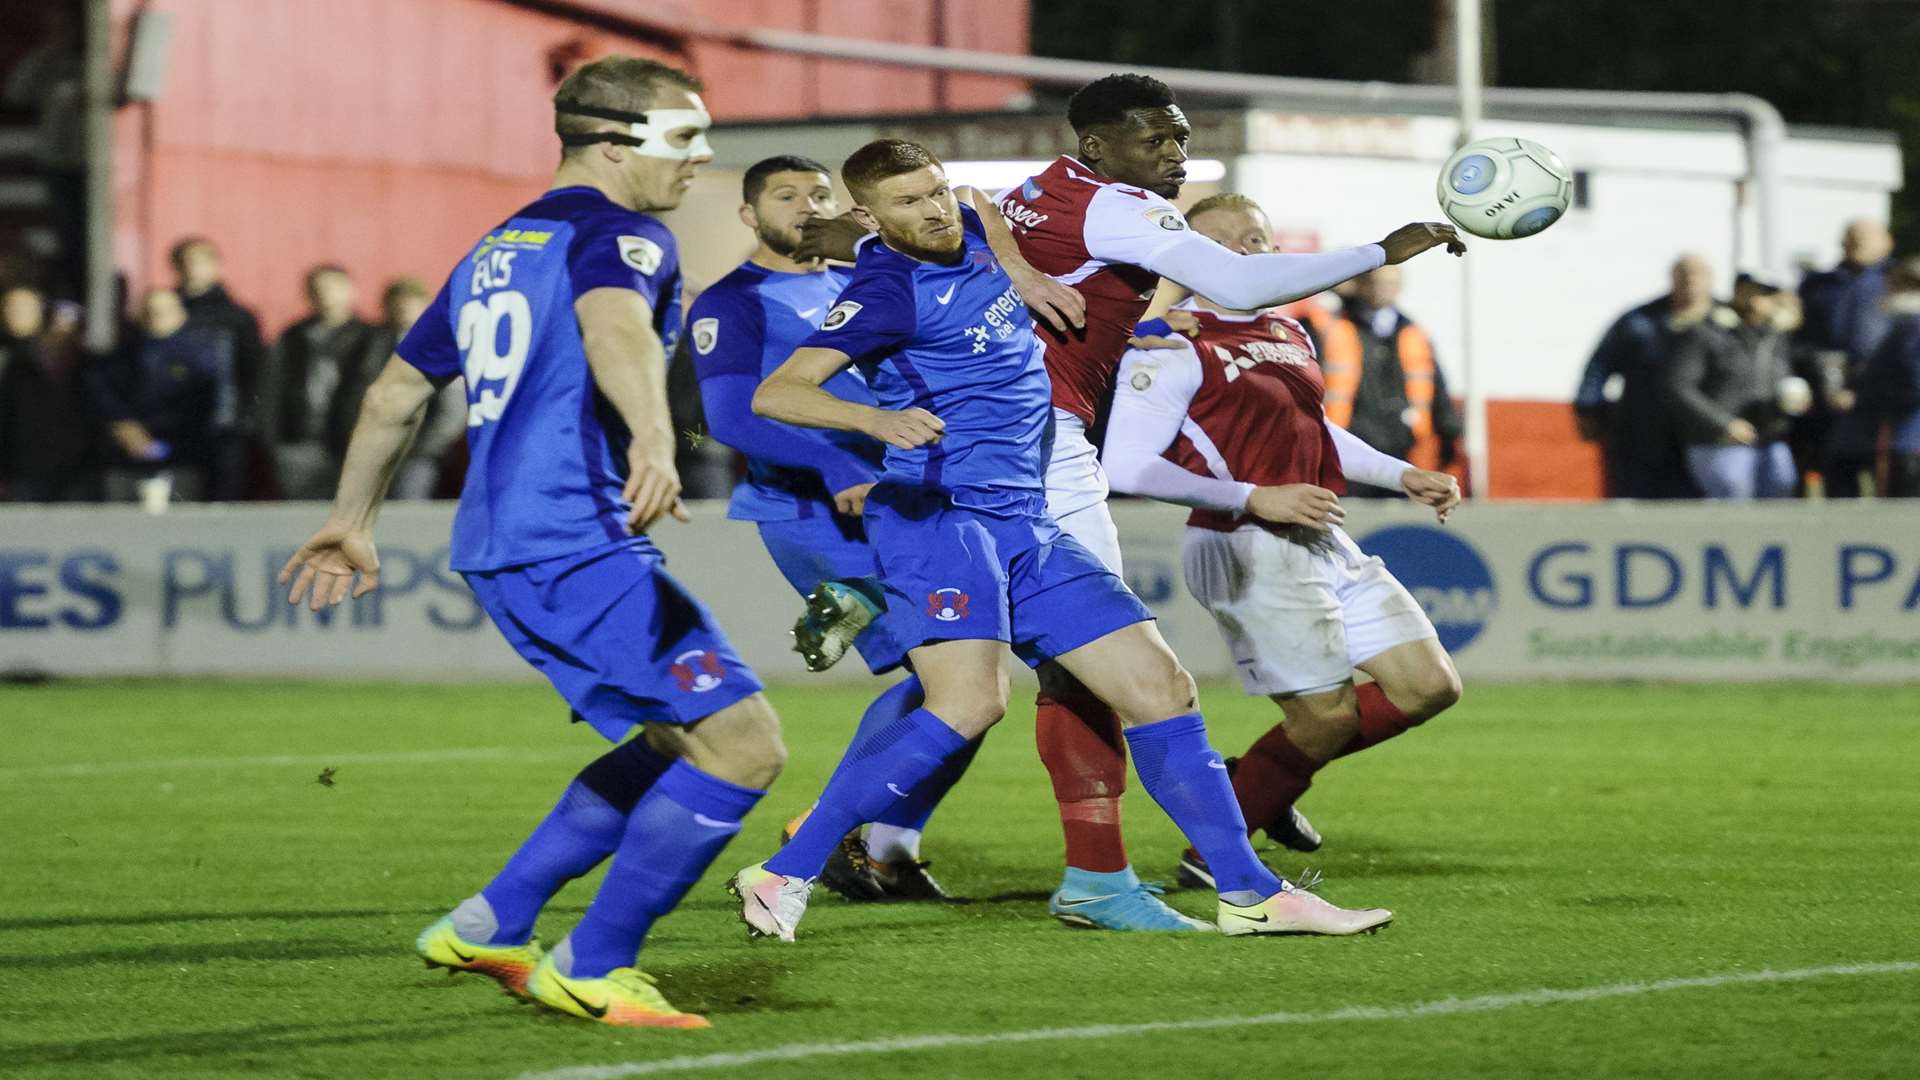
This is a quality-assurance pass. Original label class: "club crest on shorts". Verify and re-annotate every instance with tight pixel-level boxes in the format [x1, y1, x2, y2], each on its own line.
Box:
[669, 649, 725, 692]
[821, 300, 862, 331]
[926, 588, 970, 622]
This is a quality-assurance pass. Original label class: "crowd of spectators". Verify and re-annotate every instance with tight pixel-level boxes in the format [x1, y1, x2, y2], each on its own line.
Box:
[1578, 219, 1920, 500]
[0, 238, 471, 506]
[4, 216, 1917, 507]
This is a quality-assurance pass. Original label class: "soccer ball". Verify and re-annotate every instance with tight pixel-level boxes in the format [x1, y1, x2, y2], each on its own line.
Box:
[1435, 137, 1572, 240]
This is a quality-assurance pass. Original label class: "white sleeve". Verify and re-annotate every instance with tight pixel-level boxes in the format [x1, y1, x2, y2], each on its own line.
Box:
[1142, 233, 1387, 311]
[1327, 420, 1414, 490]
[1104, 345, 1257, 513]
[1080, 185, 1200, 272]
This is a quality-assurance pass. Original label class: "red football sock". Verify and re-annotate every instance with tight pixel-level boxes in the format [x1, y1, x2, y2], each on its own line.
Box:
[1034, 692, 1130, 873]
[1233, 724, 1323, 836]
[1337, 682, 1416, 758]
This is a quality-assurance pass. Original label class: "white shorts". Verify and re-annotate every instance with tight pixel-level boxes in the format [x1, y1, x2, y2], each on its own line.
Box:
[1045, 409, 1122, 573]
[1182, 524, 1437, 697]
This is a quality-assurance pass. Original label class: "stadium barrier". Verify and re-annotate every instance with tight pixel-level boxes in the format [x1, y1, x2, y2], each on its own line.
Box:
[2, 501, 1916, 683]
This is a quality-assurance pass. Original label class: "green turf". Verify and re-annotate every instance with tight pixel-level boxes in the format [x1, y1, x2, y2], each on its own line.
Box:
[2, 679, 1916, 1079]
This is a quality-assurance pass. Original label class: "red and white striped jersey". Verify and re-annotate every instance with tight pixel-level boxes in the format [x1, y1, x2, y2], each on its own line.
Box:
[1112, 305, 1345, 532]
[996, 156, 1195, 425]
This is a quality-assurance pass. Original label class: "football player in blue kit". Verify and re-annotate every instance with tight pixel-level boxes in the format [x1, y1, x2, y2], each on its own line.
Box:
[280, 57, 778, 1029]
[689, 155, 977, 901]
[727, 139, 1396, 941]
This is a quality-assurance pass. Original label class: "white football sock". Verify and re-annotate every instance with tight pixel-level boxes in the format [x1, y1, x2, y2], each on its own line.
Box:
[865, 824, 922, 864]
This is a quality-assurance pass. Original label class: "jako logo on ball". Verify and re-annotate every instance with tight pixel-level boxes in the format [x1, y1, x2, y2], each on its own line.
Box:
[1355, 525, 1496, 652]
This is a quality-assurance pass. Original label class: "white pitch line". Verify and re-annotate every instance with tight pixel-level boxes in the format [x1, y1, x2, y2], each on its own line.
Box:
[516, 960, 1919, 1080]
[0, 747, 586, 781]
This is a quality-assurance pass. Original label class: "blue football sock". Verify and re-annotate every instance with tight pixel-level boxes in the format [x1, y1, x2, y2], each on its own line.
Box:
[474, 737, 671, 945]
[563, 759, 764, 979]
[837, 675, 980, 833]
[766, 706, 969, 880]
[1124, 713, 1283, 900]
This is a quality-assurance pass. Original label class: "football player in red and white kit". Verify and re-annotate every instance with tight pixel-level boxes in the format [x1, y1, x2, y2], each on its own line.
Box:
[990, 75, 1463, 927]
[1103, 193, 1465, 886]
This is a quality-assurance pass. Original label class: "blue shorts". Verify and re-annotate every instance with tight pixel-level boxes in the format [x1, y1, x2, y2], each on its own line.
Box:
[864, 482, 1152, 668]
[756, 516, 911, 675]
[464, 539, 763, 741]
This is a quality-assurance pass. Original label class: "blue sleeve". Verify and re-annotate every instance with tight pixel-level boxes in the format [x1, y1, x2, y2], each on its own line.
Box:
[397, 276, 461, 383]
[799, 261, 916, 361]
[568, 214, 678, 308]
[699, 371, 882, 495]
[686, 285, 766, 379]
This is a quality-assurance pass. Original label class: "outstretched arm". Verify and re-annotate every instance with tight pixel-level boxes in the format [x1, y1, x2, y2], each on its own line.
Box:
[279, 355, 436, 609]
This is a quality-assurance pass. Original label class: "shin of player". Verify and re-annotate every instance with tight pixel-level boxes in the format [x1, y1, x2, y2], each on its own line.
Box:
[1102, 193, 1465, 872]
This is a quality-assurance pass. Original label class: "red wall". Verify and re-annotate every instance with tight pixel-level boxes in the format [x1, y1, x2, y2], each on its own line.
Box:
[109, 0, 1028, 333]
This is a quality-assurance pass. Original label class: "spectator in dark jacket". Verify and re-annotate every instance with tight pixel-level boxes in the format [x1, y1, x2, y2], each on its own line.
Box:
[93, 288, 237, 503]
[1797, 220, 1895, 496]
[261, 264, 376, 499]
[1666, 275, 1801, 500]
[0, 283, 101, 501]
[1860, 257, 1920, 497]
[1576, 254, 1717, 499]
[172, 237, 267, 395]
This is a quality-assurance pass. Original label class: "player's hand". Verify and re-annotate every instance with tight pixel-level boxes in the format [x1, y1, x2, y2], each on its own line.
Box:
[1128, 309, 1200, 350]
[623, 437, 690, 533]
[1725, 418, 1759, 446]
[1006, 262, 1085, 334]
[1246, 484, 1345, 528]
[794, 215, 868, 263]
[1379, 222, 1466, 264]
[863, 407, 944, 449]
[279, 522, 381, 611]
[834, 481, 876, 517]
[1400, 468, 1462, 524]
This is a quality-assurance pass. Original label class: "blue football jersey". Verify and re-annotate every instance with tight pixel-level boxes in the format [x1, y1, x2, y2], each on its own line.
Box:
[397, 186, 682, 571]
[798, 204, 1051, 514]
[687, 262, 885, 522]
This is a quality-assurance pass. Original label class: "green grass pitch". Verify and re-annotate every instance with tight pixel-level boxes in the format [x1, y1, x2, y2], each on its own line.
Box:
[2, 679, 1916, 1079]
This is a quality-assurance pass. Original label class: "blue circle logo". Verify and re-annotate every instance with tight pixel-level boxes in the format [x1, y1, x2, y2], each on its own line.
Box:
[1355, 525, 1496, 652]
[1511, 206, 1561, 237]
[1449, 154, 1496, 195]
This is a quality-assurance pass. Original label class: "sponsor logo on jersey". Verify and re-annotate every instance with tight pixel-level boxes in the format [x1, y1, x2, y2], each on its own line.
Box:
[1211, 339, 1315, 381]
[927, 588, 970, 622]
[617, 235, 664, 275]
[1146, 206, 1187, 231]
[1354, 525, 1496, 652]
[821, 300, 862, 331]
[669, 649, 726, 692]
[691, 317, 719, 355]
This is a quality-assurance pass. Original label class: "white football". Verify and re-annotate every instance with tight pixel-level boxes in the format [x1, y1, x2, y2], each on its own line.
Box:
[1436, 137, 1572, 240]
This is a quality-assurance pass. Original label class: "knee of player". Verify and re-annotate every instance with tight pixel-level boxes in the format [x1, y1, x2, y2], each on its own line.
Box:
[717, 695, 790, 786]
[1125, 662, 1198, 725]
[1403, 664, 1463, 720]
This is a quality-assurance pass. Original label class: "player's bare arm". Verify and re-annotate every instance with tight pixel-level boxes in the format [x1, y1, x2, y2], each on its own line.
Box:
[953, 185, 1086, 334]
[1129, 277, 1198, 348]
[279, 354, 437, 610]
[1378, 222, 1468, 264]
[793, 213, 868, 263]
[575, 285, 689, 534]
[755, 345, 944, 449]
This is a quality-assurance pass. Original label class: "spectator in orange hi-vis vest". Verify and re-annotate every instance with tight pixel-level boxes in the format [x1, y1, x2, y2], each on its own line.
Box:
[1317, 266, 1464, 496]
